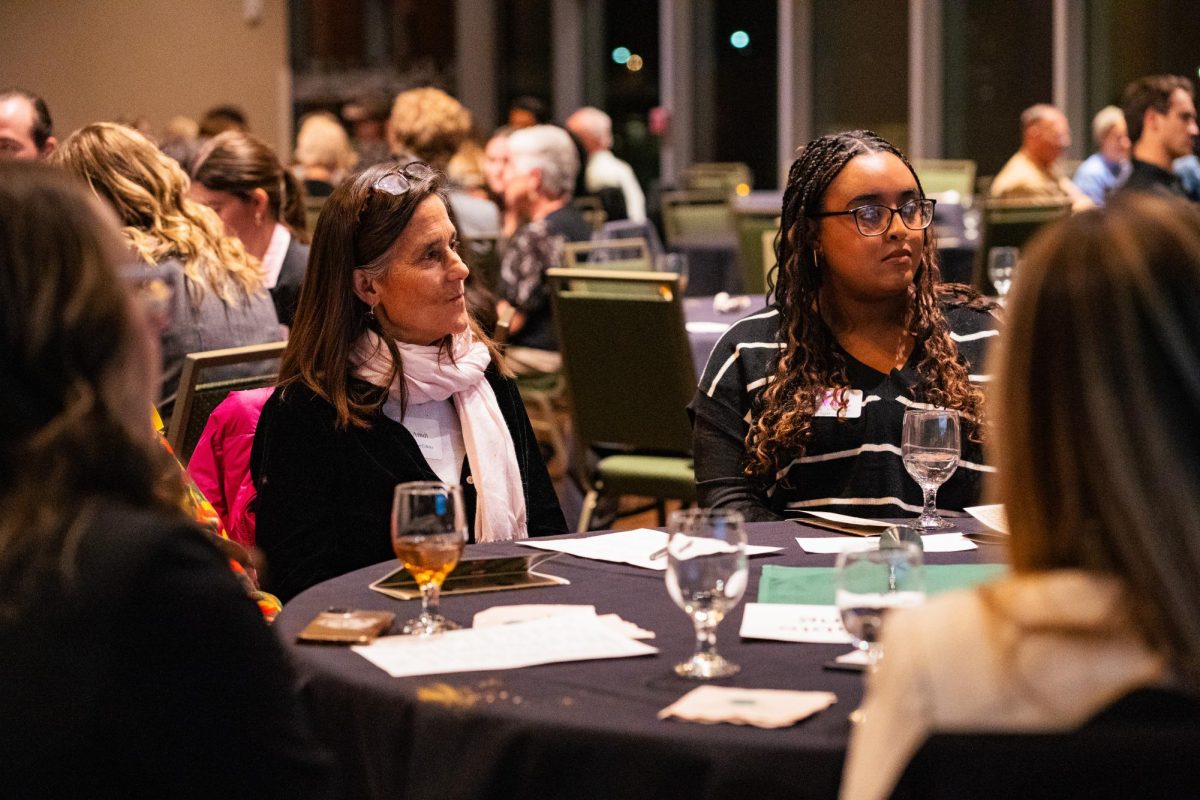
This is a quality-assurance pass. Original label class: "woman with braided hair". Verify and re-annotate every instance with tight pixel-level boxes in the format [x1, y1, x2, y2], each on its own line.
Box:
[691, 130, 999, 521]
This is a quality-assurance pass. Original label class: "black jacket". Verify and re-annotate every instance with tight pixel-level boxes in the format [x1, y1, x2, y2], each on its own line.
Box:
[0, 503, 331, 799]
[251, 366, 567, 602]
[270, 237, 310, 327]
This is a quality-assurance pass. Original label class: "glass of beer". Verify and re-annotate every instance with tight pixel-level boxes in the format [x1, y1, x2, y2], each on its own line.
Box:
[391, 481, 468, 635]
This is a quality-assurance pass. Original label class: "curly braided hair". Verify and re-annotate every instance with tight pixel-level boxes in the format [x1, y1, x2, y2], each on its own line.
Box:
[747, 130, 988, 484]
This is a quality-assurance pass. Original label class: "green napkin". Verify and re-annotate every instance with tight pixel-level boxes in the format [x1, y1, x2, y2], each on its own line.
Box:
[757, 563, 1009, 605]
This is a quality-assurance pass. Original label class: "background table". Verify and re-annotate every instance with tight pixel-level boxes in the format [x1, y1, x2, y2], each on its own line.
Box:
[683, 296, 767, 376]
[276, 518, 1006, 800]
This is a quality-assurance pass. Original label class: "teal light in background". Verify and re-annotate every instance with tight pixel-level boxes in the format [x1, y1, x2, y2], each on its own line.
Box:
[730, 30, 750, 49]
[612, 46, 631, 65]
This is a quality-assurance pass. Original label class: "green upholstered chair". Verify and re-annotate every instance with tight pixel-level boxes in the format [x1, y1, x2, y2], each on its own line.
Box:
[547, 268, 697, 531]
[972, 199, 1070, 294]
[572, 196, 608, 235]
[660, 189, 738, 250]
[681, 162, 753, 194]
[165, 341, 286, 464]
[911, 159, 977, 203]
[735, 213, 780, 296]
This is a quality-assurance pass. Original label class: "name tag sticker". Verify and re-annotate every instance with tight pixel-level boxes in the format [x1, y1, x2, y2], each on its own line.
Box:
[815, 389, 863, 419]
[404, 416, 445, 461]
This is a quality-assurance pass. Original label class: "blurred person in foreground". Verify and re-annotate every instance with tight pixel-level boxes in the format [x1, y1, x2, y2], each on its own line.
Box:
[0, 87, 56, 160]
[191, 130, 311, 326]
[691, 130, 998, 521]
[990, 103, 1093, 211]
[52, 123, 281, 415]
[251, 162, 566, 602]
[566, 105, 647, 222]
[0, 160, 330, 798]
[1072, 105, 1131, 206]
[841, 193, 1200, 799]
[1120, 74, 1199, 199]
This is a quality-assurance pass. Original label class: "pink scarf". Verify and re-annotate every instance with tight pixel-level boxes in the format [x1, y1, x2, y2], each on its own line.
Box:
[353, 330, 528, 542]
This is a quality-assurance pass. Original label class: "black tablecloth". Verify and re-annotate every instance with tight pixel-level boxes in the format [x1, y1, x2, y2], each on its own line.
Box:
[276, 518, 1007, 800]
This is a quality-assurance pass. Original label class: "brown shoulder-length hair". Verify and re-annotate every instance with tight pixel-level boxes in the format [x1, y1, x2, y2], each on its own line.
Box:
[992, 193, 1200, 689]
[191, 130, 310, 242]
[745, 130, 989, 483]
[279, 161, 506, 429]
[0, 162, 183, 608]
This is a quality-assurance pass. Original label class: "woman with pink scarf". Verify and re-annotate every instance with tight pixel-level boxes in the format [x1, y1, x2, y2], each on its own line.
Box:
[251, 162, 566, 602]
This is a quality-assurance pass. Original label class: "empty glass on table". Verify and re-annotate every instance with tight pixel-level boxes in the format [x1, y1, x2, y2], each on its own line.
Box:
[665, 508, 748, 679]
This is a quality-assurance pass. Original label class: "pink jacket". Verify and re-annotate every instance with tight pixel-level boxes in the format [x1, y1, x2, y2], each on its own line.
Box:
[187, 388, 273, 548]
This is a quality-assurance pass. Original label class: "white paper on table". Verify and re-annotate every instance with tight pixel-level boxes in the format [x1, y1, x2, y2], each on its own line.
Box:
[472, 604, 655, 640]
[352, 614, 658, 678]
[795, 532, 977, 554]
[795, 510, 894, 528]
[518, 528, 782, 571]
[685, 320, 731, 334]
[738, 602, 852, 644]
[965, 504, 1009, 534]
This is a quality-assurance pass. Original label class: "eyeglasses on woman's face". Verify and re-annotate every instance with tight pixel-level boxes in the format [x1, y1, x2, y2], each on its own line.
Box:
[810, 198, 936, 237]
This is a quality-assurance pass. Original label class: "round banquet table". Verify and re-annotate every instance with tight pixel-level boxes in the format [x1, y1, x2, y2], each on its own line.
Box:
[275, 517, 1007, 800]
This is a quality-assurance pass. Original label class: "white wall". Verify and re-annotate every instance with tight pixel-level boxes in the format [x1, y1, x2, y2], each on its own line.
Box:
[0, 0, 291, 154]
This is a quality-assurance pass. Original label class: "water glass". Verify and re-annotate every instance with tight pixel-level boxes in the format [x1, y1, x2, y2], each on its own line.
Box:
[987, 246, 1018, 299]
[902, 408, 960, 529]
[665, 508, 748, 679]
[391, 481, 467, 636]
[835, 543, 925, 668]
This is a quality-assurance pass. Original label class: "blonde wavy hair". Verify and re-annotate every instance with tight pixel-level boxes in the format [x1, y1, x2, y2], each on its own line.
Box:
[294, 111, 358, 175]
[51, 122, 264, 308]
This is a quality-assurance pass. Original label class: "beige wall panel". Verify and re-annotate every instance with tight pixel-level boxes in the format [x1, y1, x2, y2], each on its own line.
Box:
[0, 0, 290, 154]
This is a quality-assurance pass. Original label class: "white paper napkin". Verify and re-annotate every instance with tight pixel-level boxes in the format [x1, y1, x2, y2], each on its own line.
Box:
[659, 686, 838, 728]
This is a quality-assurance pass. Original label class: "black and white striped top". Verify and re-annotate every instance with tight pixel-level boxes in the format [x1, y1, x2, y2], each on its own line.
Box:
[689, 302, 1000, 521]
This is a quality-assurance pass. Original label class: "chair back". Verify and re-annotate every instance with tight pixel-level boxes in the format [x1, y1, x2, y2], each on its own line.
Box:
[681, 162, 753, 194]
[563, 238, 653, 271]
[572, 196, 608, 234]
[660, 189, 737, 249]
[890, 687, 1200, 800]
[912, 159, 977, 203]
[461, 233, 502, 291]
[304, 194, 327, 233]
[548, 269, 696, 454]
[597, 219, 665, 257]
[735, 213, 780, 295]
[972, 199, 1070, 293]
[166, 341, 286, 463]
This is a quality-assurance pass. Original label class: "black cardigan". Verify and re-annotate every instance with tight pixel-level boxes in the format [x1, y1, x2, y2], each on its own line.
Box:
[0, 502, 331, 798]
[251, 366, 567, 602]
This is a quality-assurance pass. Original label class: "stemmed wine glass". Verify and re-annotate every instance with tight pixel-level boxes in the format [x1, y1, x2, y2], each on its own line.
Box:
[836, 542, 925, 721]
[665, 508, 748, 679]
[902, 408, 960, 529]
[391, 481, 468, 636]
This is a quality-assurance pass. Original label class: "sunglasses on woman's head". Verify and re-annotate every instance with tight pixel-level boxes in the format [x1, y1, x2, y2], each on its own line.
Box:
[355, 162, 438, 241]
[369, 161, 437, 198]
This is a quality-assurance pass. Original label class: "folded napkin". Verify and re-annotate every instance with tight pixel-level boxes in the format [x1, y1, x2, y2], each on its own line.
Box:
[659, 686, 837, 728]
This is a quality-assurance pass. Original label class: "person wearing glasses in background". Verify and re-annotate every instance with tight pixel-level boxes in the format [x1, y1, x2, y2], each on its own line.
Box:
[690, 131, 999, 521]
[251, 162, 566, 603]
